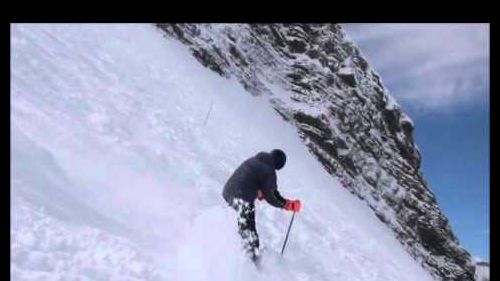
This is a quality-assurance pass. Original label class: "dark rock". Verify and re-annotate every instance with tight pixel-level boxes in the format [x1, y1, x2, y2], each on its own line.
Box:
[287, 39, 308, 53]
[376, 211, 388, 223]
[338, 72, 357, 87]
[326, 75, 335, 86]
[417, 221, 447, 255]
[191, 48, 225, 76]
[401, 119, 414, 140]
[382, 108, 401, 135]
[334, 137, 348, 150]
[287, 72, 303, 81]
[269, 26, 286, 47]
[357, 56, 369, 71]
[323, 40, 336, 54]
[306, 49, 320, 59]
[228, 44, 248, 67]
[227, 33, 236, 42]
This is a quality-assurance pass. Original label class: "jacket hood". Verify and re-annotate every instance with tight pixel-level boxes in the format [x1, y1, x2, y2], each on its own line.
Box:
[255, 152, 275, 168]
[255, 150, 286, 170]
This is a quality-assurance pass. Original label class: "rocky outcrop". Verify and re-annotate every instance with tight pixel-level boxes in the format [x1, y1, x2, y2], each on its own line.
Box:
[156, 23, 475, 281]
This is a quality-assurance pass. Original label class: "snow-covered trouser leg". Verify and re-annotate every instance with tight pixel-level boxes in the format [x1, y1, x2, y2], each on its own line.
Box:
[231, 198, 260, 264]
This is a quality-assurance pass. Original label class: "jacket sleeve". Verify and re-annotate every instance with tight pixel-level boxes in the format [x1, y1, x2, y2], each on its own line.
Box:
[261, 170, 287, 208]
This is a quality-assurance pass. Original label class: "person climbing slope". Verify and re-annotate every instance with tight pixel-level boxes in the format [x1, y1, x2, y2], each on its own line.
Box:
[222, 149, 302, 267]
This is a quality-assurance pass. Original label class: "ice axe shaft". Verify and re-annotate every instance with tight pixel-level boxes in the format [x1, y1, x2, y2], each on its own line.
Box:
[281, 212, 296, 256]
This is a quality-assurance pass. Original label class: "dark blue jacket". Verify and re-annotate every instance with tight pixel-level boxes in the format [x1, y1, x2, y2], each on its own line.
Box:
[223, 152, 287, 208]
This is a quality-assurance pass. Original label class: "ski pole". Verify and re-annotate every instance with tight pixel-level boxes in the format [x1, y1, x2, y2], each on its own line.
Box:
[203, 100, 213, 127]
[281, 211, 296, 256]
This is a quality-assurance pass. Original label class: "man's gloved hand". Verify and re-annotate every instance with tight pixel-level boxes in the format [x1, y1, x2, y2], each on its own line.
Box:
[257, 190, 264, 201]
[284, 199, 302, 212]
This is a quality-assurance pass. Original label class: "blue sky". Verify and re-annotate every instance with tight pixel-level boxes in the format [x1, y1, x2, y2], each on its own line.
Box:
[343, 24, 490, 262]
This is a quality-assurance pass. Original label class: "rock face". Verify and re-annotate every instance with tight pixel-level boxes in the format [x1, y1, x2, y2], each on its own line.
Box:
[156, 23, 475, 281]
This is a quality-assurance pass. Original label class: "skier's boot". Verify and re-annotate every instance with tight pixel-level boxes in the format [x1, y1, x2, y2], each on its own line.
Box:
[252, 253, 262, 271]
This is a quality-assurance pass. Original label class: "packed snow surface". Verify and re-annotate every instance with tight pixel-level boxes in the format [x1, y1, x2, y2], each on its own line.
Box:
[11, 24, 436, 281]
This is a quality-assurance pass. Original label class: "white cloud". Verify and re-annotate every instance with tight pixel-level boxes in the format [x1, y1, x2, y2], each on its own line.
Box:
[472, 256, 486, 263]
[343, 24, 489, 114]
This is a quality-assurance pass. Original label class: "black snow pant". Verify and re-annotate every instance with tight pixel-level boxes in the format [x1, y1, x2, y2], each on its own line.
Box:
[229, 198, 260, 264]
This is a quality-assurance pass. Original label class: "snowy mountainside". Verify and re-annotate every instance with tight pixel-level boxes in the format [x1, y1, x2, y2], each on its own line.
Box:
[11, 24, 437, 281]
[156, 23, 475, 281]
[474, 261, 490, 281]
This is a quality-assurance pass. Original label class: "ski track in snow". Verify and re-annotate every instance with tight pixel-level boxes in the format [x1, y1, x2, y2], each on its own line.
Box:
[11, 24, 436, 281]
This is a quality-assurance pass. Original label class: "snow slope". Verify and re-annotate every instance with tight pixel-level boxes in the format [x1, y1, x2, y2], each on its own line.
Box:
[475, 262, 490, 281]
[11, 24, 436, 281]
